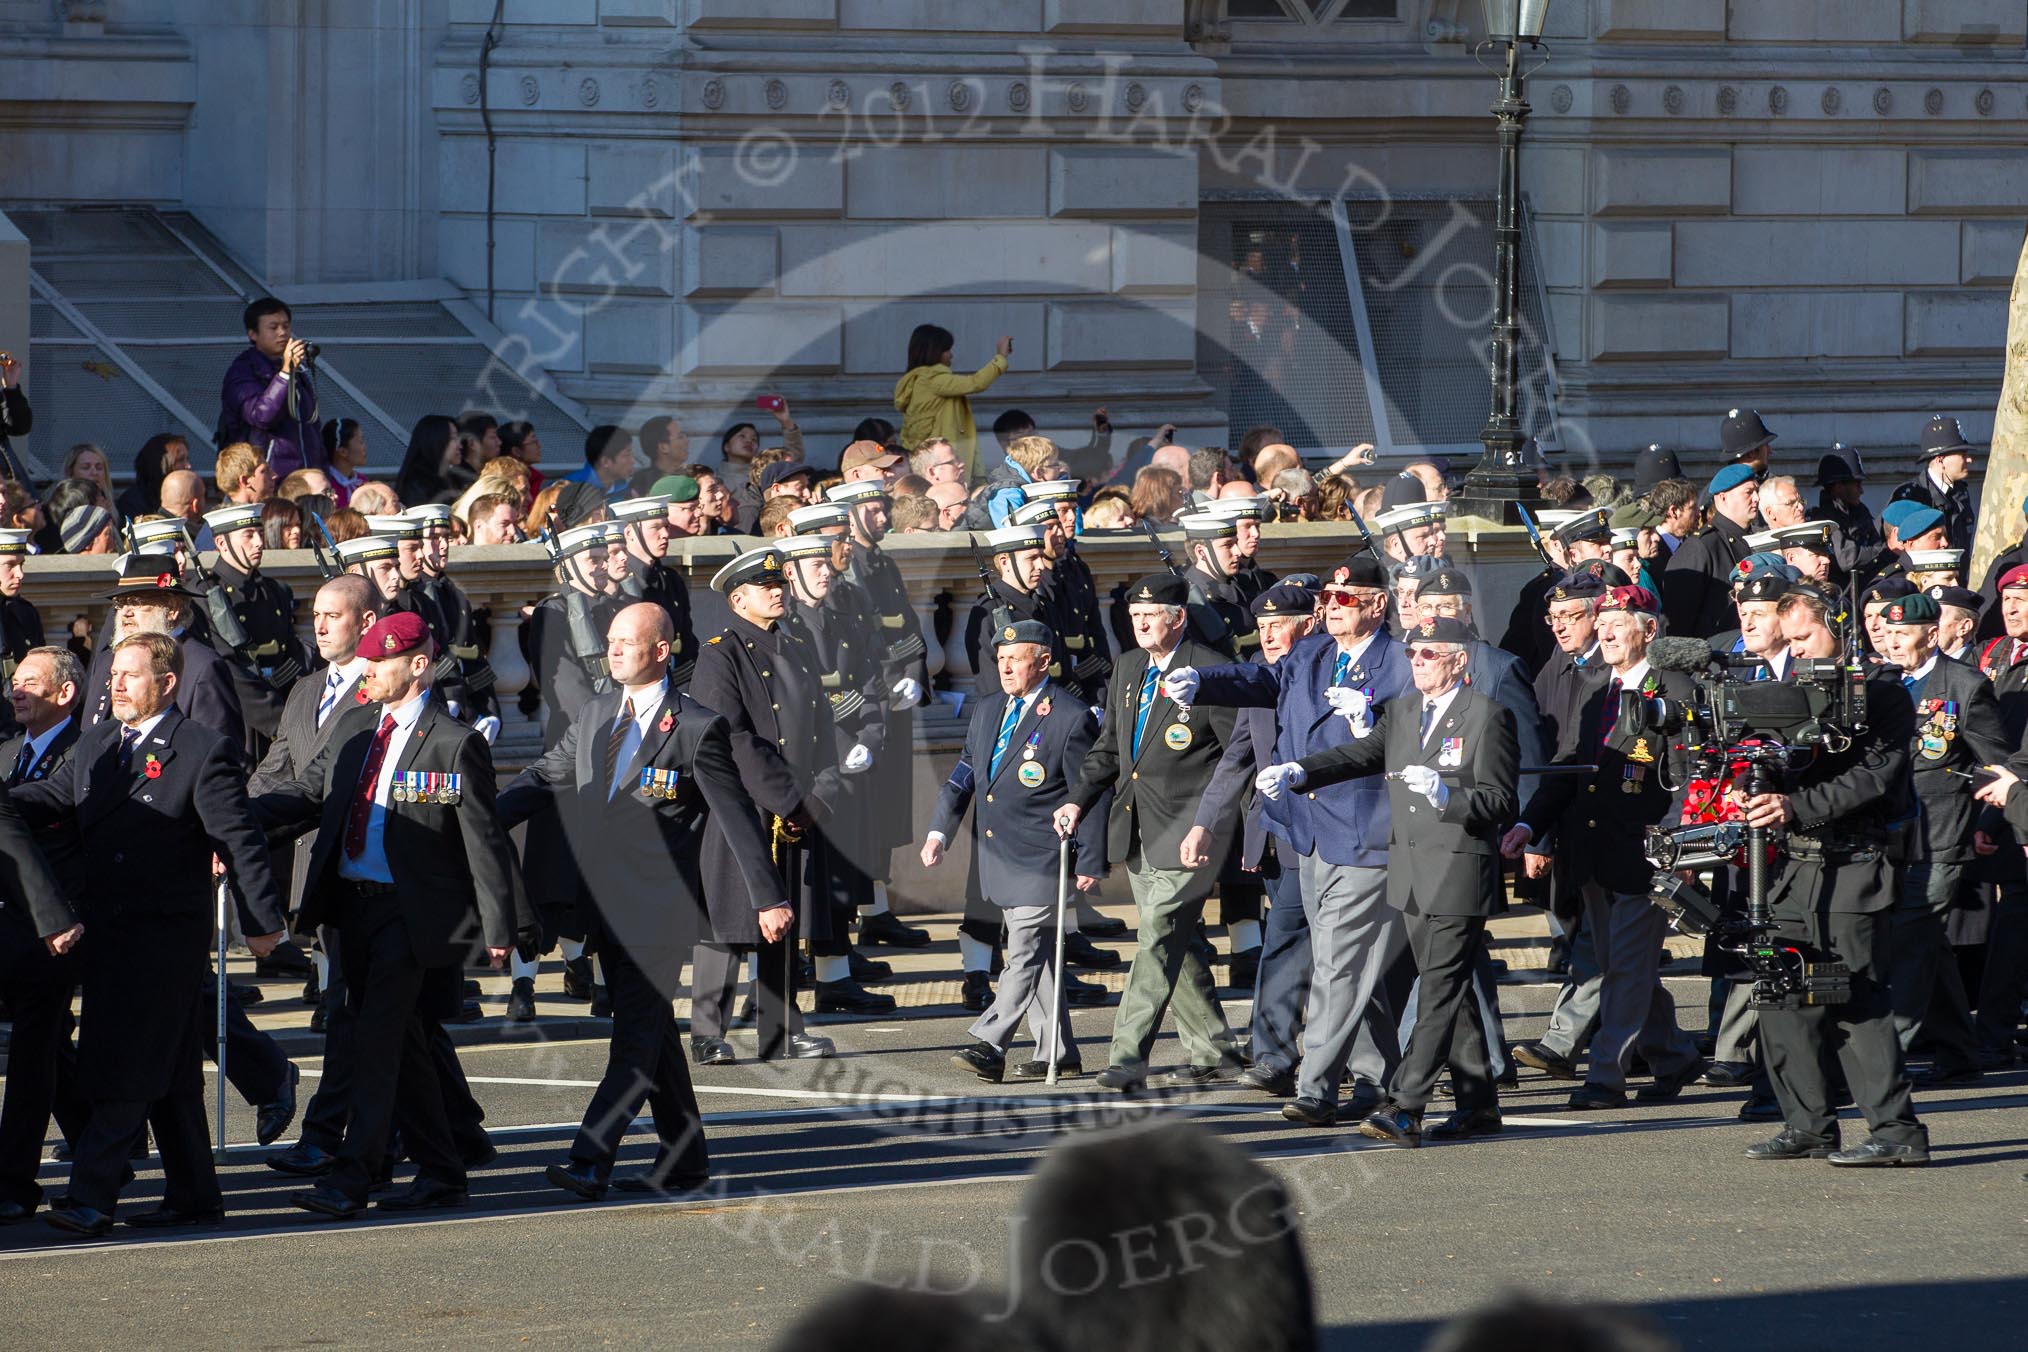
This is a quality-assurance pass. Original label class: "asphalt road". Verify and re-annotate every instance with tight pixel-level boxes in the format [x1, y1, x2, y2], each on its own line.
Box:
[3, 979, 2026, 1352]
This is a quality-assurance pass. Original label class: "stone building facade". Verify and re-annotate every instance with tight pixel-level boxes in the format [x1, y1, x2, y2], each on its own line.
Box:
[2, 0, 2022, 476]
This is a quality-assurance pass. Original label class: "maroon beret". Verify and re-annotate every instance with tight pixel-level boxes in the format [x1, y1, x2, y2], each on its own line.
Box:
[360, 611, 433, 661]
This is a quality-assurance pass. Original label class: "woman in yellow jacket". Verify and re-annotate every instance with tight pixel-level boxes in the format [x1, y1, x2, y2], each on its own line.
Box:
[892, 324, 1012, 482]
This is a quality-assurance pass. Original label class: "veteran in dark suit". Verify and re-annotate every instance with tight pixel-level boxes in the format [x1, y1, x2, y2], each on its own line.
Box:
[82, 555, 246, 748]
[687, 546, 839, 1063]
[929, 619, 1107, 1083]
[501, 603, 782, 1198]
[13, 632, 289, 1236]
[1263, 615, 1519, 1142]
[250, 612, 523, 1219]
[0, 645, 85, 1225]
[1058, 573, 1241, 1092]
[1503, 583, 1704, 1111]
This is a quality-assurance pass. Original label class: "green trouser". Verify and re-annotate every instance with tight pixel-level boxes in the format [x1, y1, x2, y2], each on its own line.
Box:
[1109, 854, 1232, 1069]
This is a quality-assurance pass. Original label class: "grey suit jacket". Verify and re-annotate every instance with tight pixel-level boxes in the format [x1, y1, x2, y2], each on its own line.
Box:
[249, 663, 364, 911]
[1296, 687, 1519, 918]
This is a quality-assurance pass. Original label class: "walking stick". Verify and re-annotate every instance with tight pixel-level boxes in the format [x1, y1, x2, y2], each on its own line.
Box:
[1047, 836, 1073, 1088]
[214, 875, 231, 1163]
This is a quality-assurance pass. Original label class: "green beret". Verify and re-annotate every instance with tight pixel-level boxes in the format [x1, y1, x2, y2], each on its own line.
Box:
[651, 475, 700, 503]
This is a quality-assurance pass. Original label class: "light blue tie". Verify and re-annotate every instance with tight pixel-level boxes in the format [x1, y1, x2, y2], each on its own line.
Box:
[1332, 651, 1350, 686]
[989, 697, 1023, 778]
[1902, 675, 1917, 694]
[1132, 662, 1160, 757]
[316, 670, 343, 726]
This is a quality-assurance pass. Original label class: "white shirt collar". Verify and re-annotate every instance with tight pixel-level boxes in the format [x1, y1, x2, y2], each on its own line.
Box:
[1612, 658, 1652, 688]
[618, 679, 669, 726]
[1908, 653, 1940, 681]
[381, 692, 431, 732]
[23, 716, 72, 763]
[121, 710, 169, 740]
[1334, 629, 1380, 668]
[1929, 464, 1952, 495]
[1420, 681, 1464, 730]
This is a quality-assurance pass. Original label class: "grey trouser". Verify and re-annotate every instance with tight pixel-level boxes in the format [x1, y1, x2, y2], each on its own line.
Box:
[970, 904, 1075, 1066]
[1295, 855, 1404, 1102]
[1580, 883, 1697, 1091]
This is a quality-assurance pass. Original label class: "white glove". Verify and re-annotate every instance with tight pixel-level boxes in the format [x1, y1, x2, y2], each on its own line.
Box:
[473, 715, 501, 746]
[891, 677, 923, 705]
[1324, 686, 1371, 725]
[1255, 762, 1306, 801]
[1397, 763, 1447, 808]
[1162, 666, 1200, 706]
[446, 699, 463, 720]
[841, 743, 873, 774]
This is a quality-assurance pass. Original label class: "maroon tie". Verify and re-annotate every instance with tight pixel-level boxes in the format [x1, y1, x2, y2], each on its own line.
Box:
[343, 714, 396, 861]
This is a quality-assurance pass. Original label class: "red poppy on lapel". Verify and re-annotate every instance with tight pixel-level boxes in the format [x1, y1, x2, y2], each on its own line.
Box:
[143, 754, 163, 780]
[356, 687, 369, 703]
[658, 710, 675, 734]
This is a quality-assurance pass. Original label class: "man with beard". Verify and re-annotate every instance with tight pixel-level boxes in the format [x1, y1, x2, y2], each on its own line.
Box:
[500, 603, 781, 1198]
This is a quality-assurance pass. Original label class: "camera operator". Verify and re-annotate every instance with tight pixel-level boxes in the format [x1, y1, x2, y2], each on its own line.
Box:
[1876, 593, 2007, 1085]
[1741, 583, 1926, 1165]
[218, 297, 322, 477]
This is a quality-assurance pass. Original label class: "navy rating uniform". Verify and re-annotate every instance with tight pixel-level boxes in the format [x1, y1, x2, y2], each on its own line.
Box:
[931, 619, 1108, 1082]
[610, 493, 700, 689]
[401, 504, 499, 723]
[1021, 480, 1114, 700]
[499, 641, 782, 1197]
[196, 502, 307, 747]
[0, 528, 45, 738]
[964, 522, 1071, 695]
[688, 547, 842, 1062]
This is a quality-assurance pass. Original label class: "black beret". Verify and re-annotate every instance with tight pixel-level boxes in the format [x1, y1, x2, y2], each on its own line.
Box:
[1404, 614, 1475, 646]
[1861, 576, 1917, 606]
[1324, 555, 1390, 591]
[1252, 583, 1318, 618]
[992, 618, 1056, 650]
[1124, 573, 1189, 608]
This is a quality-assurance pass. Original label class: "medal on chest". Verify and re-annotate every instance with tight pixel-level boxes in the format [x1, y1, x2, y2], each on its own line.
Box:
[1017, 759, 1046, 788]
[639, 767, 681, 800]
[1438, 737, 1463, 769]
[1621, 764, 1646, 794]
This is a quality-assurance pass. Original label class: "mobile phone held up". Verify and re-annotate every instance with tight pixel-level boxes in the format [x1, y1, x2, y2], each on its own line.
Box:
[756, 394, 785, 414]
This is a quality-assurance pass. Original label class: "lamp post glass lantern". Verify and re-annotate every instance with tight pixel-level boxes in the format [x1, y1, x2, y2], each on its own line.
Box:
[1455, 0, 1553, 525]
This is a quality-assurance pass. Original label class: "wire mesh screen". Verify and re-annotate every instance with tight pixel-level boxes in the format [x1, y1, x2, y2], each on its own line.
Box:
[291, 304, 473, 340]
[1197, 204, 1377, 453]
[21, 347, 186, 478]
[29, 302, 82, 341]
[33, 256, 234, 299]
[4, 209, 181, 255]
[320, 346, 585, 459]
[1344, 197, 1556, 451]
[72, 299, 251, 341]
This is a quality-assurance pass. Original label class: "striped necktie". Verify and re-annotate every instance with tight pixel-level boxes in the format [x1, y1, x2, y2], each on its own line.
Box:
[1132, 662, 1160, 757]
[1332, 651, 1350, 686]
[989, 697, 1024, 778]
[316, 669, 344, 727]
[604, 697, 635, 795]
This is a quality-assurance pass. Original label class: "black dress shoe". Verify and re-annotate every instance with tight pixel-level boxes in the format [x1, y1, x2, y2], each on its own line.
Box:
[1009, 1058, 1082, 1081]
[1512, 1042, 1580, 1080]
[292, 1184, 365, 1219]
[590, 985, 612, 1018]
[561, 957, 595, 1001]
[1701, 1060, 1754, 1088]
[1226, 949, 1260, 991]
[859, 910, 931, 948]
[1828, 1135, 1930, 1167]
[787, 1031, 835, 1059]
[1345, 1081, 1384, 1119]
[959, 971, 993, 1012]
[1095, 1062, 1147, 1092]
[1737, 1095, 1784, 1122]
[1636, 1057, 1707, 1103]
[1081, 915, 1128, 939]
[1063, 972, 1110, 1006]
[257, 1063, 302, 1147]
[230, 981, 265, 1007]
[443, 999, 486, 1025]
[255, 940, 315, 978]
[462, 1139, 499, 1170]
[1281, 1096, 1337, 1126]
[1237, 1064, 1297, 1097]
[377, 1176, 468, 1211]
[44, 1205, 112, 1237]
[267, 1141, 339, 1176]
[611, 1170, 710, 1196]
[1745, 1128, 1838, 1161]
[690, 1036, 736, 1066]
[950, 1042, 1007, 1083]
[506, 977, 536, 1022]
[545, 1160, 609, 1201]
[300, 970, 322, 1005]
[847, 950, 894, 984]
[1546, 936, 1571, 975]
[814, 978, 897, 1016]
[1496, 1064, 1519, 1088]
[1426, 1108, 1503, 1140]
[0, 1200, 32, 1225]
[1567, 1084, 1628, 1110]
[123, 1204, 224, 1229]
[1063, 933, 1122, 969]
[1357, 1104, 1422, 1147]
[1156, 1061, 1243, 1089]
[309, 1004, 328, 1035]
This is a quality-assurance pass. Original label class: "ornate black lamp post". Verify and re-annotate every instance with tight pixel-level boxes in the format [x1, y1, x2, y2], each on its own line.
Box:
[1453, 0, 1552, 526]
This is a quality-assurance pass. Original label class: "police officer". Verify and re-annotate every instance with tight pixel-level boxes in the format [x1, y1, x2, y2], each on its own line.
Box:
[1891, 415, 1979, 554]
[928, 619, 1107, 1082]
[687, 546, 839, 1064]
[197, 500, 307, 748]
[609, 492, 699, 689]
[778, 520, 897, 1016]
[1257, 613, 1520, 1143]
[1663, 464, 1759, 640]
[1720, 407, 1779, 482]
[827, 477, 934, 949]
[0, 527, 44, 738]
[1739, 582, 1928, 1165]
[1056, 573, 1242, 1092]
[1811, 445, 1885, 580]
[1876, 592, 2008, 1085]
